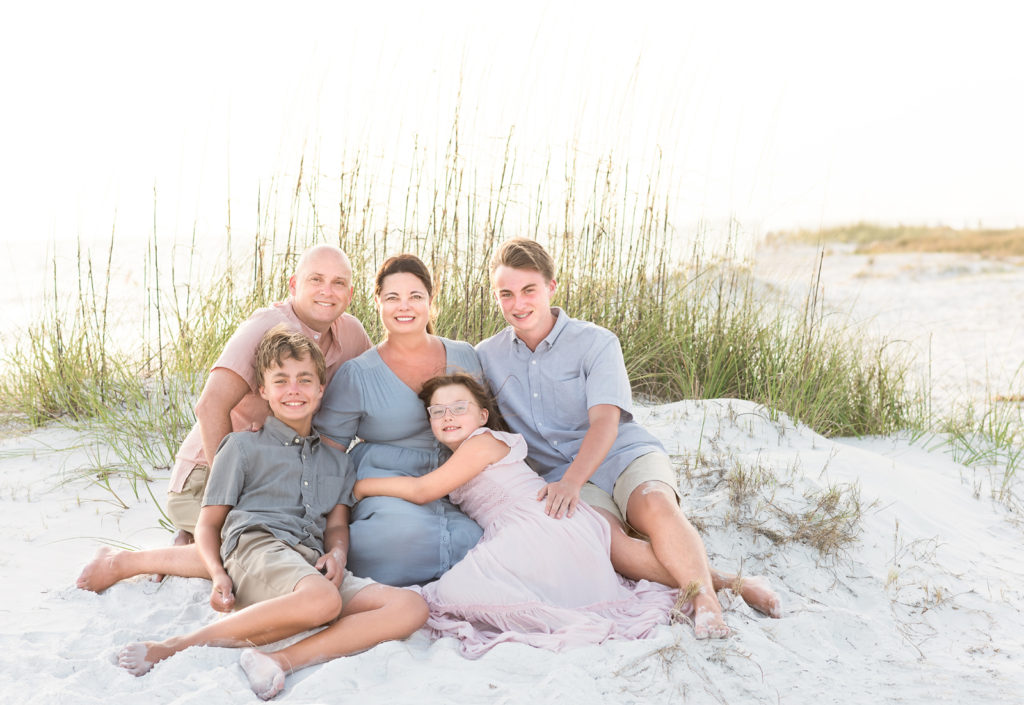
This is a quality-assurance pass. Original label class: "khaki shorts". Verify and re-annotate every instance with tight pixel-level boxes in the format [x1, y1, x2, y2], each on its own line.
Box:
[165, 465, 209, 534]
[579, 452, 680, 535]
[223, 530, 376, 610]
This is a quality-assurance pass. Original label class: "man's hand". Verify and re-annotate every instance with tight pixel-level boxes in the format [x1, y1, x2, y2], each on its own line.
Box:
[537, 478, 583, 519]
[210, 572, 236, 613]
[315, 548, 346, 587]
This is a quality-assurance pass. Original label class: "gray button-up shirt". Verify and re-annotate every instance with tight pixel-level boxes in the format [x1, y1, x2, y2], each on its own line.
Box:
[476, 307, 665, 494]
[203, 415, 355, 562]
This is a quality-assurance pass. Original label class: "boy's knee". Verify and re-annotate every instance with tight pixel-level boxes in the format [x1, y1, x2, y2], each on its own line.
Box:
[300, 577, 345, 625]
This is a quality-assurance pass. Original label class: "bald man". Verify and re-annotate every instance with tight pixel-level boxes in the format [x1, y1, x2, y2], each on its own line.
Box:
[165, 246, 372, 542]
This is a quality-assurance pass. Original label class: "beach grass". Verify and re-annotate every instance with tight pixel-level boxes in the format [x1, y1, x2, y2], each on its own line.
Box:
[8, 137, 1015, 529]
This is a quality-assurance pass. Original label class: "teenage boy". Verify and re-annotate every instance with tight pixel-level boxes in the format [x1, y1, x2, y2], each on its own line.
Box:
[78, 328, 427, 700]
[476, 239, 780, 639]
[166, 244, 372, 544]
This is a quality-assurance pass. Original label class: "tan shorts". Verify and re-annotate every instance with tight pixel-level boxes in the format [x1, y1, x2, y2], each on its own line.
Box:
[165, 465, 209, 534]
[579, 452, 680, 534]
[223, 531, 376, 610]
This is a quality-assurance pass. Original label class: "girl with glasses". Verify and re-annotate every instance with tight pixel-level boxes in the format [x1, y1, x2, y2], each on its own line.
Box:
[353, 373, 677, 658]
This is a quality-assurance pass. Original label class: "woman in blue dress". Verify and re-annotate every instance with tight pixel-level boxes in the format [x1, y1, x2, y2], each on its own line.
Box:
[314, 254, 483, 586]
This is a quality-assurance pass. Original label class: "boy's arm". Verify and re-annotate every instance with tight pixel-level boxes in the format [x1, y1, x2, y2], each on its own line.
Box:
[317, 504, 351, 587]
[537, 403, 619, 519]
[353, 433, 508, 505]
[195, 503, 234, 612]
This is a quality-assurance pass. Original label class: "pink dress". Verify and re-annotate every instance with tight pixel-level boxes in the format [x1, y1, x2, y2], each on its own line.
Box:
[418, 428, 678, 658]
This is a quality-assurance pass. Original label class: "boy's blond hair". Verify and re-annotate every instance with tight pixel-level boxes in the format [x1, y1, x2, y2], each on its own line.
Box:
[254, 325, 326, 387]
[489, 238, 556, 282]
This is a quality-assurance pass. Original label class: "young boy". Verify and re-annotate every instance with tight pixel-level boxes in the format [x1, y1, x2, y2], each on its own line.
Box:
[475, 239, 780, 639]
[77, 327, 427, 700]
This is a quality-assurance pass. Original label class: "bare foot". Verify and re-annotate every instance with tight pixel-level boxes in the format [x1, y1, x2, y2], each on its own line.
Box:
[77, 546, 126, 592]
[240, 649, 287, 701]
[736, 575, 781, 618]
[693, 604, 731, 639]
[117, 641, 174, 676]
[670, 590, 731, 639]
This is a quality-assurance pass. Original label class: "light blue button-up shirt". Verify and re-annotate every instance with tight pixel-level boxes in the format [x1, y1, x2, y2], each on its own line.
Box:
[477, 308, 665, 494]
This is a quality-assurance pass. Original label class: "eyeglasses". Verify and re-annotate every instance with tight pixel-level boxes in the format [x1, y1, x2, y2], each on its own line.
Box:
[426, 400, 476, 419]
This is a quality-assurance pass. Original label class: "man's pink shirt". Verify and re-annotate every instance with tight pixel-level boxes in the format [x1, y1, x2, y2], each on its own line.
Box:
[168, 300, 371, 492]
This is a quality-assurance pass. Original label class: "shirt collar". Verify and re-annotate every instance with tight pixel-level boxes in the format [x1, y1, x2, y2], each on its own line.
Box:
[512, 307, 568, 352]
[281, 299, 334, 347]
[262, 414, 322, 447]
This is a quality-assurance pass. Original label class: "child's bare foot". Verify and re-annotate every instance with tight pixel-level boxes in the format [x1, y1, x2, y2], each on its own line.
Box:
[77, 547, 126, 593]
[240, 648, 286, 701]
[117, 641, 175, 676]
[736, 575, 781, 618]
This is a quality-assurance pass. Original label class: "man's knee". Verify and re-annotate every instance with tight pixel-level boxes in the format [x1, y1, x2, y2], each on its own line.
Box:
[626, 481, 680, 523]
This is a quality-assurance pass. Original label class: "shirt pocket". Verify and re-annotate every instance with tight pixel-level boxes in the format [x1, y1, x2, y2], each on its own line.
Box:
[315, 475, 345, 515]
[542, 373, 589, 429]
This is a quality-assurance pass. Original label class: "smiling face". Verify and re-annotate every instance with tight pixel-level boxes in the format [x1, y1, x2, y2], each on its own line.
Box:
[258, 353, 324, 436]
[428, 383, 489, 450]
[288, 247, 354, 334]
[492, 265, 558, 349]
[376, 271, 432, 337]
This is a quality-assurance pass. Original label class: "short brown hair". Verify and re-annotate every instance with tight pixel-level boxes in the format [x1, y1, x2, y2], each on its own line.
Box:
[418, 372, 510, 433]
[255, 325, 326, 387]
[374, 253, 436, 334]
[489, 238, 556, 282]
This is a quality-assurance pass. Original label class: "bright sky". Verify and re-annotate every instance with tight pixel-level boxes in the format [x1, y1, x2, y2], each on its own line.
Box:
[1, 0, 1022, 267]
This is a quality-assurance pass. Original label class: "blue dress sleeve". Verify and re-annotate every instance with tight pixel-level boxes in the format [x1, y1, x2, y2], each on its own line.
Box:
[314, 358, 364, 447]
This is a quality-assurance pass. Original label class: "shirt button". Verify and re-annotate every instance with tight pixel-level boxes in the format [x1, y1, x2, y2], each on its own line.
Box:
[553, 441, 559, 446]
[531, 360, 536, 365]
[533, 393, 538, 398]
[304, 481, 309, 486]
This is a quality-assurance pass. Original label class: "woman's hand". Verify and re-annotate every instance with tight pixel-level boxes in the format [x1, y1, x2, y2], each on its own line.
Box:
[537, 478, 583, 519]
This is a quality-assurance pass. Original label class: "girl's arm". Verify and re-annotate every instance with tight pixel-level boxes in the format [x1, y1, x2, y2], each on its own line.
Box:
[354, 432, 508, 504]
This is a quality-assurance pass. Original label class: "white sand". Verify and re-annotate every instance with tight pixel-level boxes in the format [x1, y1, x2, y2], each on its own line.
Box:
[1, 398, 1021, 704]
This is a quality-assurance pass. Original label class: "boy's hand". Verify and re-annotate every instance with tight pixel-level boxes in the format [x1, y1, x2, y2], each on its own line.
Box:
[315, 549, 346, 587]
[210, 573, 235, 613]
[537, 478, 582, 519]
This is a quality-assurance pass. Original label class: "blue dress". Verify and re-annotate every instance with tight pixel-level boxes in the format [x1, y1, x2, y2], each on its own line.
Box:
[314, 338, 485, 586]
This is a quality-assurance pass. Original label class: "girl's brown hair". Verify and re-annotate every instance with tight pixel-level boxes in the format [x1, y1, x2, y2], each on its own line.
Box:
[418, 372, 510, 433]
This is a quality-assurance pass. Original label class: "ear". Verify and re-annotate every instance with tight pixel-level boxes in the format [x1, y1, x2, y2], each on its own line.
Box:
[288, 274, 298, 296]
[258, 385, 269, 401]
[548, 278, 558, 296]
[480, 407, 489, 425]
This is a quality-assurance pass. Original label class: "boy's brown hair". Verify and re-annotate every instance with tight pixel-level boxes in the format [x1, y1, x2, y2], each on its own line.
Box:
[489, 238, 556, 282]
[254, 325, 326, 387]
